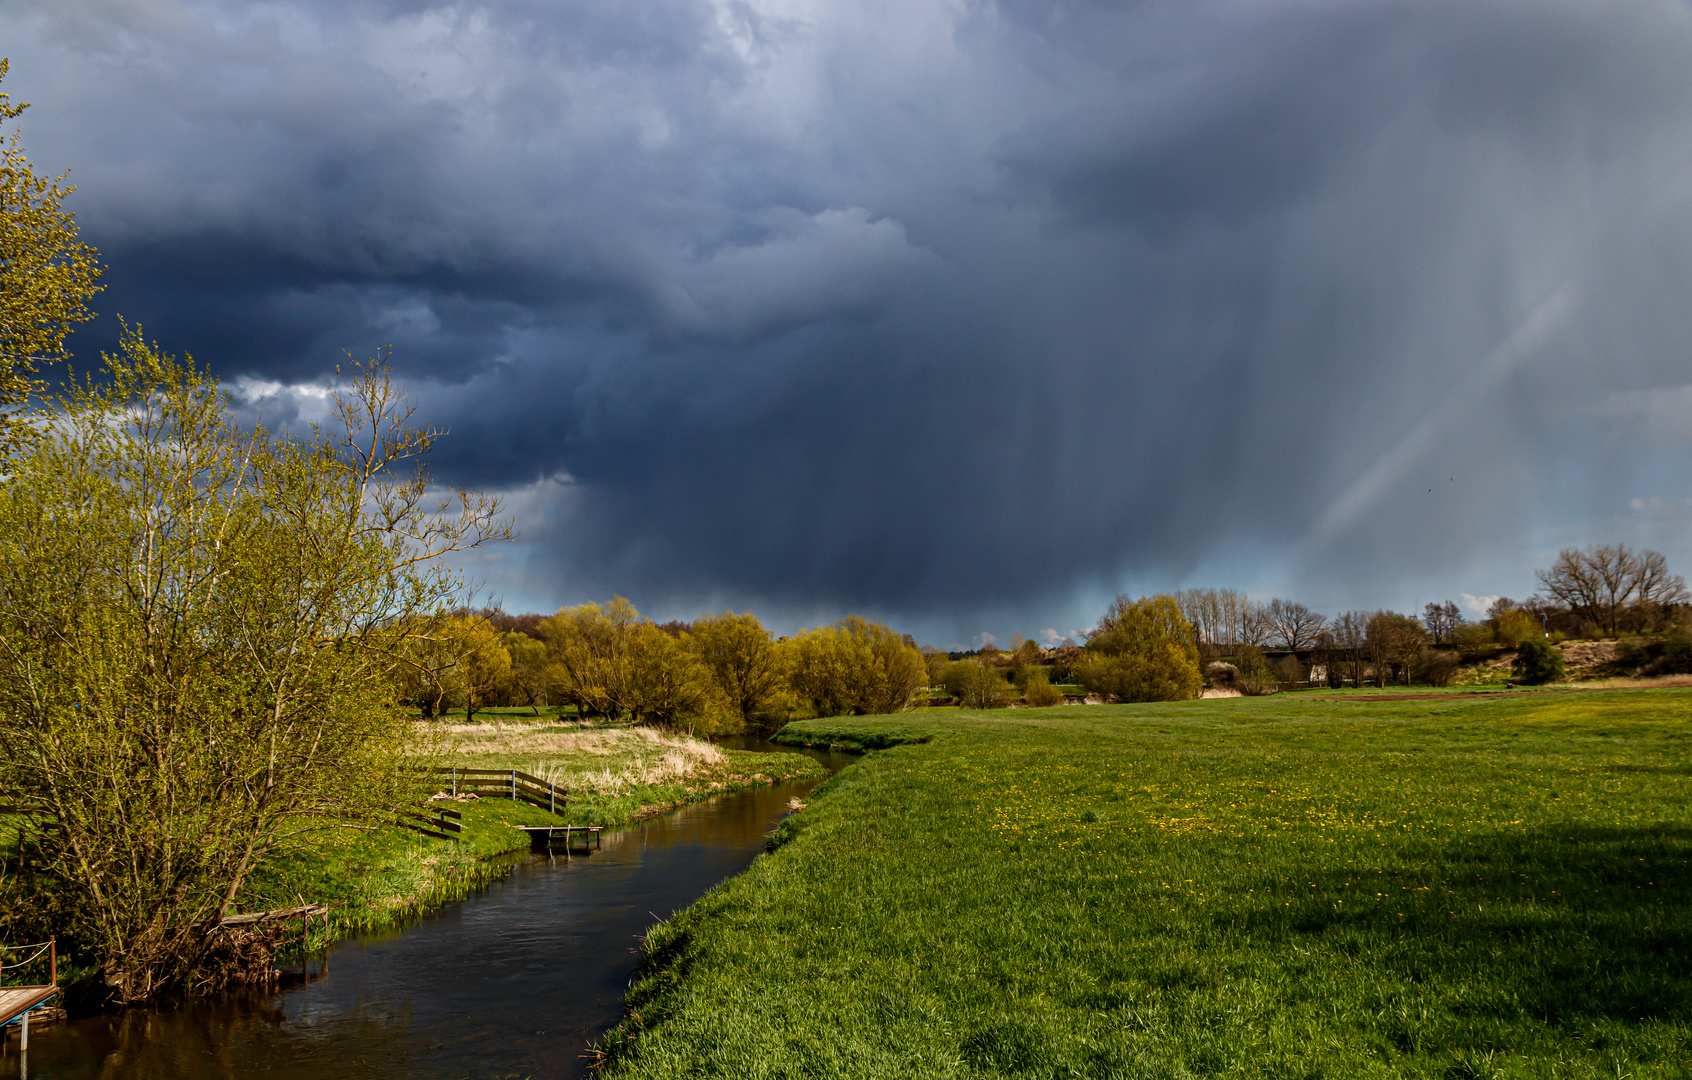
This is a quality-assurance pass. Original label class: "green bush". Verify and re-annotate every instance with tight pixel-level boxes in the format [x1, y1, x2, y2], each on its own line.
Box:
[1494, 609, 1541, 649]
[943, 659, 1009, 709]
[1449, 622, 1496, 655]
[1077, 595, 1202, 702]
[1514, 638, 1566, 684]
[1021, 668, 1065, 708]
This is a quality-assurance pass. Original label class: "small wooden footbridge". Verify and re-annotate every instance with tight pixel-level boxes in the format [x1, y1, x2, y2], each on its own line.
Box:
[0, 939, 57, 1053]
[409, 767, 602, 853]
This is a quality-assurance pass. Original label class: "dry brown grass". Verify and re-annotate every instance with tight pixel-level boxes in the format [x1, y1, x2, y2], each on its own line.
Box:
[1567, 673, 1692, 690]
[440, 723, 731, 797]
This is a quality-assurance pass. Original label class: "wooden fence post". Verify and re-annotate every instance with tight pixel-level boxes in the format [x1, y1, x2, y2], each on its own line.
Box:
[510, 769, 517, 801]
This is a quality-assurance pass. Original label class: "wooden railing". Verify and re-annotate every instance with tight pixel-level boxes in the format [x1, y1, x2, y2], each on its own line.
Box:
[426, 767, 567, 817]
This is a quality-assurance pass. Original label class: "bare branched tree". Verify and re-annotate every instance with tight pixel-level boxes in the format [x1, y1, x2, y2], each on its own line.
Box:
[1422, 601, 1464, 644]
[1631, 550, 1691, 627]
[1264, 598, 1327, 653]
[1534, 544, 1684, 636]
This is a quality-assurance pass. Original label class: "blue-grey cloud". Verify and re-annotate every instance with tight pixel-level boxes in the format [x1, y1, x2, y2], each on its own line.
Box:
[7, 0, 1692, 637]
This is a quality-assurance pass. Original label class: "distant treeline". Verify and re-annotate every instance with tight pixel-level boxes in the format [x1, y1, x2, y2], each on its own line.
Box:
[400, 601, 927, 733]
[1162, 542, 1690, 691]
[421, 544, 1692, 723]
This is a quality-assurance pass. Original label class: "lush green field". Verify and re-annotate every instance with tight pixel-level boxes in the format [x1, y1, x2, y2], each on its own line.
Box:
[603, 690, 1692, 1079]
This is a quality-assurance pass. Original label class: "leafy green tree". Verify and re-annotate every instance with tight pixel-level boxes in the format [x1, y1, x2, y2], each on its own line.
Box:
[1493, 608, 1541, 649]
[0, 60, 104, 459]
[690, 611, 785, 728]
[1449, 622, 1496, 655]
[539, 597, 641, 719]
[0, 331, 505, 1002]
[626, 623, 733, 734]
[501, 631, 551, 713]
[921, 645, 948, 687]
[783, 615, 926, 718]
[1513, 638, 1566, 684]
[1076, 595, 1201, 702]
[440, 616, 511, 721]
[1228, 644, 1279, 695]
[943, 658, 1009, 709]
[1008, 638, 1043, 687]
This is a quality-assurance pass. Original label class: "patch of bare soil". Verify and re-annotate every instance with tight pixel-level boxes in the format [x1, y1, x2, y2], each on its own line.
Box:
[1561, 639, 1622, 677]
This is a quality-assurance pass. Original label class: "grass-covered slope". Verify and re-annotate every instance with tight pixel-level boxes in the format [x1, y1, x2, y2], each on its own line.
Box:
[240, 796, 566, 938]
[604, 690, 1692, 1079]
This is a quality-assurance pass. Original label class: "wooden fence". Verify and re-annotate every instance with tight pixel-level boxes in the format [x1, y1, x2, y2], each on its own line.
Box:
[425, 767, 567, 817]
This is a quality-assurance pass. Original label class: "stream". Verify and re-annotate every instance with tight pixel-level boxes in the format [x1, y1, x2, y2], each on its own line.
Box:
[8, 739, 849, 1080]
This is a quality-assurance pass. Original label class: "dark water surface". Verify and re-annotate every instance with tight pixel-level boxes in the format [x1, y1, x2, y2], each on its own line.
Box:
[11, 740, 849, 1080]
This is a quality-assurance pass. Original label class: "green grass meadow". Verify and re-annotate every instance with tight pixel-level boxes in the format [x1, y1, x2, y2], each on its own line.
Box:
[603, 689, 1692, 1079]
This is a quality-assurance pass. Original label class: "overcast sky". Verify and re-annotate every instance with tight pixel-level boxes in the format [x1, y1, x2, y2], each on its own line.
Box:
[7, 0, 1692, 648]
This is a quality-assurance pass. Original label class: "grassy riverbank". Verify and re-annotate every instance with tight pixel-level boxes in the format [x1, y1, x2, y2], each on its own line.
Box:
[603, 689, 1692, 1079]
[441, 721, 823, 824]
[244, 723, 820, 944]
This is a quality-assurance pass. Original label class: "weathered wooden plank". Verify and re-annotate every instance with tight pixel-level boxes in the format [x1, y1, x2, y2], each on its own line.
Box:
[0, 986, 57, 1030]
[218, 904, 328, 927]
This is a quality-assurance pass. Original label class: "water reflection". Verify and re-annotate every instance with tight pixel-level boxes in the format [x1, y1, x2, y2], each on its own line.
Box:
[9, 742, 847, 1080]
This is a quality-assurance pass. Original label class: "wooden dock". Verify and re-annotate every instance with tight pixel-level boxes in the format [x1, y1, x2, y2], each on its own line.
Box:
[1, 939, 57, 1052]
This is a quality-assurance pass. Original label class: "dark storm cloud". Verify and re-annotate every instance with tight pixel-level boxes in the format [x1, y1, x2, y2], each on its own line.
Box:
[8, 0, 1692, 633]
